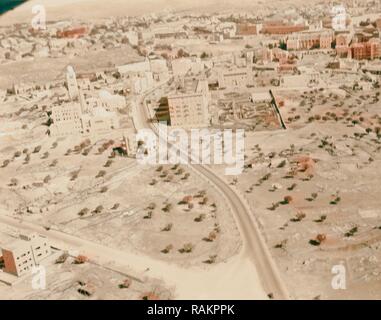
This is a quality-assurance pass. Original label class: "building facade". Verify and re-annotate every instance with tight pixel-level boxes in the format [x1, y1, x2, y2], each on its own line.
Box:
[1, 233, 51, 277]
[287, 31, 333, 51]
[349, 39, 381, 60]
[168, 92, 209, 128]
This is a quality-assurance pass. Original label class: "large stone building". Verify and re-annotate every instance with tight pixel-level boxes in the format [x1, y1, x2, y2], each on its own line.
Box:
[50, 103, 83, 136]
[349, 39, 381, 60]
[168, 79, 210, 128]
[218, 68, 254, 89]
[261, 22, 307, 35]
[51, 66, 120, 137]
[286, 31, 334, 51]
[1, 233, 51, 277]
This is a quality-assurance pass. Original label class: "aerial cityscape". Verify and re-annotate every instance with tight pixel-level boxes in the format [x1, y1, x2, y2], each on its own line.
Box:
[0, 0, 381, 301]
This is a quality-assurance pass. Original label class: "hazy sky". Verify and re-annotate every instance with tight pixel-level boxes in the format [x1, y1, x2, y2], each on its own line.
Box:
[0, 0, 325, 25]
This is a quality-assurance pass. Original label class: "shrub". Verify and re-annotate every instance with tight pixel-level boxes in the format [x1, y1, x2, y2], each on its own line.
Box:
[287, 183, 297, 191]
[78, 208, 89, 217]
[162, 203, 172, 212]
[309, 239, 320, 246]
[314, 215, 327, 223]
[118, 279, 131, 289]
[161, 223, 173, 232]
[194, 214, 206, 222]
[2, 160, 10, 168]
[33, 145, 42, 153]
[111, 203, 120, 210]
[344, 226, 358, 237]
[282, 196, 293, 204]
[203, 231, 217, 242]
[143, 211, 152, 219]
[204, 255, 217, 264]
[93, 205, 103, 214]
[179, 243, 194, 253]
[161, 244, 173, 254]
[104, 160, 113, 167]
[73, 255, 89, 264]
[96, 170, 106, 178]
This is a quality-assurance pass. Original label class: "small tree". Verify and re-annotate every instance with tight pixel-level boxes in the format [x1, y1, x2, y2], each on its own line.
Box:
[161, 244, 173, 254]
[93, 205, 103, 214]
[96, 170, 106, 178]
[111, 203, 120, 210]
[161, 223, 173, 232]
[194, 214, 206, 222]
[179, 243, 194, 253]
[162, 203, 172, 212]
[143, 211, 153, 219]
[282, 195, 293, 204]
[9, 178, 18, 187]
[199, 197, 208, 205]
[104, 160, 113, 167]
[203, 231, 217, 242]
[1, 160, 10, 168]
[204, 254, 217, 264]
[33, 145, 42, 153]
[78, 208, 89, 217]
[73, 255, 89, 264]
[118, 279, 131, 289]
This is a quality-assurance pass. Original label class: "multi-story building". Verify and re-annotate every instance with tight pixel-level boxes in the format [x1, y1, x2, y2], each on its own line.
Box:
[286, 31, 334, 51]
[50, 103, 83, 136]
[51, 65, 120, 137]
[218, 68, 254, 89]
[168, 79, 210, 128]
[349, 39, 381, 60]
[236, 23, 259, 36]
[261, 21, 307, 35]
[1, 233, 51, 277]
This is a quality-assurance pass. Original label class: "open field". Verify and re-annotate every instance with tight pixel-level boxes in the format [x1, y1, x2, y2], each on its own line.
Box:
[210, 86, 381, 299]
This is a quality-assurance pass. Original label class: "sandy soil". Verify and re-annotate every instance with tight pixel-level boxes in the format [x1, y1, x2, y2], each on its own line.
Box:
[0, 46, 140, 89]
[212, 87, 381, 299]
[0, 227, 172, 300]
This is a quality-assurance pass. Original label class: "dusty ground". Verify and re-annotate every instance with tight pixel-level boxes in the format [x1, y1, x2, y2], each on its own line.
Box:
[0, 226, 172, 300]
[1, 0, 381, 300]
[212, 86, 381, 299]
[0, 46, 140, 90]
[0, 86, 241, 268]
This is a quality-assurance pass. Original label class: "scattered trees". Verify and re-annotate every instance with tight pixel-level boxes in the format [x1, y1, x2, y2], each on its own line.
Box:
[179, 243, 194, 253]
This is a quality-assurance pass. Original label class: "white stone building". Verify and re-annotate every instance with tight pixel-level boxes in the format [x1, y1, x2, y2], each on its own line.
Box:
[168, 79, 210, 128]
[1, 233, 51, 277]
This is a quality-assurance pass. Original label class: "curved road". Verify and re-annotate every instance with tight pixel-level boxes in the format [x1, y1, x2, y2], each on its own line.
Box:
[135, 81, 290, 300]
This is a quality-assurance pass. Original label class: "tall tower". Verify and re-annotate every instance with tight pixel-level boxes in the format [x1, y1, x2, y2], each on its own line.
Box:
[66, 66, 79, 100]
